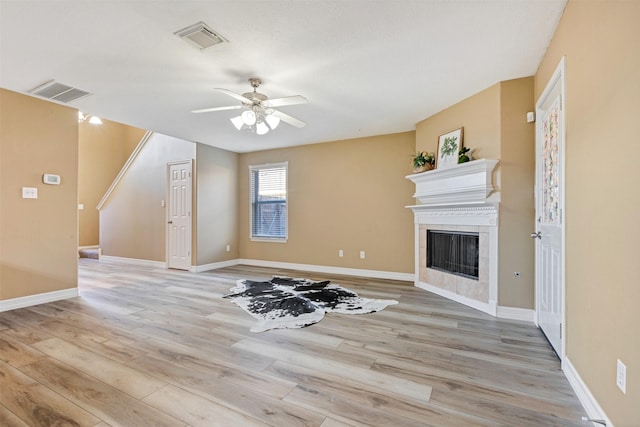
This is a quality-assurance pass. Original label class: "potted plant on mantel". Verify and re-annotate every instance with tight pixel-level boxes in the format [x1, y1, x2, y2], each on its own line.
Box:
[412, 151, 435, 173]
[458, 146, 471, 164]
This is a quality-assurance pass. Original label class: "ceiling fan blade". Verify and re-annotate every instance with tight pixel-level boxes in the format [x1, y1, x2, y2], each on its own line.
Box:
[215, 88, 252, 103]
[263, 95, 308, 108]
[271, 110, 306, 128]
[192, 105, 242, 113]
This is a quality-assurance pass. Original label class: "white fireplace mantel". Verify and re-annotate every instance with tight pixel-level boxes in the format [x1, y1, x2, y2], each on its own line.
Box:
[406, 158, 499, 206]
[406, 159, 500, 316]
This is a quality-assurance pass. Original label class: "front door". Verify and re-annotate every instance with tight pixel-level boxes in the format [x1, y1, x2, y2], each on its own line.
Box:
[534, 58, 566, 358]
[167, 161, 192, 270]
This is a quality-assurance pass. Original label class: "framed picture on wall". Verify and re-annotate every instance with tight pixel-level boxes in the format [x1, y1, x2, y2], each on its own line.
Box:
[436, 127, 463, 168]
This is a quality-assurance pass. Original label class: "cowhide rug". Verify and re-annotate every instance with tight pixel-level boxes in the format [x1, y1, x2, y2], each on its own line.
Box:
[223, 276, 398, 332]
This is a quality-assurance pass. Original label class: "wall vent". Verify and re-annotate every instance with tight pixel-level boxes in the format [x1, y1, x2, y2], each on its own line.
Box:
[28, 80, 91, 103]
[174, 21, 228, 50]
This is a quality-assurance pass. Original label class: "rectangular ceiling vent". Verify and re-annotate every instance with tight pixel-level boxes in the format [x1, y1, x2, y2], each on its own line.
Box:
[28, 80, 91, 103]
[174, 21, 228, 50]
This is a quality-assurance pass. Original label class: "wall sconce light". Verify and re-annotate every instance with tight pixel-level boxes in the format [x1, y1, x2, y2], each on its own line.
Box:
[78, 111, 103, 125]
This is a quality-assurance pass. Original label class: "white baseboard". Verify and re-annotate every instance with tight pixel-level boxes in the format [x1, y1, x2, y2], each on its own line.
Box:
[99, 255, 166, 268]
[563, 356, 612, 427]
[236, 259, 414, 282]
[97, 256, 413, 281]
[415, 280, 497, 316]
[0, 288, 79, 312]
[496, 306, 535, 322]
[191, 259, 240, 273]
[78, 245, 100, 250]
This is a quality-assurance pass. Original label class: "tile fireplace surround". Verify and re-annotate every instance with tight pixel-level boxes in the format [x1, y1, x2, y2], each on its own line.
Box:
[406, 159, 500, 316]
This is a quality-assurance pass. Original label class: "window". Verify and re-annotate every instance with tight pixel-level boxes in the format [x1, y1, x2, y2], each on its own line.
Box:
[250, 162, 287, 241]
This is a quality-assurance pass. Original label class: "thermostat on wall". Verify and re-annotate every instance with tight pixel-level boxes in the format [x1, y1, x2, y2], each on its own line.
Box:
[43, 174, 61, 185]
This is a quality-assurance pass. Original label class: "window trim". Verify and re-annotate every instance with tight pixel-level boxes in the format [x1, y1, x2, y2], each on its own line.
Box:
[249, 161, 288, 243]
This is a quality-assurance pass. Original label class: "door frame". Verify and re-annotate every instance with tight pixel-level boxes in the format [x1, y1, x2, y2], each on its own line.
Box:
[166, 159, 193, 270]
[534, 57, 567, 359]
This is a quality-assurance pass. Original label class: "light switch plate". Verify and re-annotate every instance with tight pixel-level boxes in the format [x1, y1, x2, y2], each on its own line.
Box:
[22, 187, 38, 199]
[617, 359, 627, 394]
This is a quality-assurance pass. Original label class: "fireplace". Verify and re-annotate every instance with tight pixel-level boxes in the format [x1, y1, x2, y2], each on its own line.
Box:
[427, 230, 479, 279]
[407, 159, 499, 316]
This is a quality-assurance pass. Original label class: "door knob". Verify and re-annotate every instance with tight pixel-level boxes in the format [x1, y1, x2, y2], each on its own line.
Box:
[168, 221, 173, 224]
[530, 231, 541, 239]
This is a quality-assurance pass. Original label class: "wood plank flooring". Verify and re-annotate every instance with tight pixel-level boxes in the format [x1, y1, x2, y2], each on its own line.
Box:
[0, 259, 587, 426]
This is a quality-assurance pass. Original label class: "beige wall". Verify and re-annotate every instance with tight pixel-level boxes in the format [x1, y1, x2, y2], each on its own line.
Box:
[535, 2, 639, 425]
[498, 78, 535, 308]
[415, 83, 501, 160]
[124, 126, 145, 155]
[238, 132, 416, 273]
[78, 120, 144, 246]
[415, 80, 536, 309]
[0, 89, 78, 300]
[195, 144, 239, 265]
[99, 133, 196, 262]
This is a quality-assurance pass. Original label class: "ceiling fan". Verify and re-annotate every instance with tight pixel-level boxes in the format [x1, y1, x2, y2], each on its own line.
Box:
[192, 78, 307, 135]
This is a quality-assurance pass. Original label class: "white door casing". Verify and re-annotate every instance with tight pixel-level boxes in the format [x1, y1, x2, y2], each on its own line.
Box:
[534, 57, 566, 358]
[167, 161, 192, 270]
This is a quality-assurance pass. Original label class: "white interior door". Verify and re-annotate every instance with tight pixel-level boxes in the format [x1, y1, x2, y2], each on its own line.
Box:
[167, 161, 192, 270]
[534, 58, 566, 358]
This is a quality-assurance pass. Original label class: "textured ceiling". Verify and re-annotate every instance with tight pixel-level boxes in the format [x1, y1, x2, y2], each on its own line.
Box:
[0, 1, 566, 153]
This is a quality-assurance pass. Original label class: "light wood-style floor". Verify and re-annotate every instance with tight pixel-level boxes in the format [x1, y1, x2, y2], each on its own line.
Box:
[0, 259, 587, 426]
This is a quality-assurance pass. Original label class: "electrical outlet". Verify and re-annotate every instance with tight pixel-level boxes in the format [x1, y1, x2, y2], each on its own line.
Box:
[338, 249, 344, 257]
[359, 251, 365, 259]
[225, 244, 231, 252]
[616, 359, 627, 394]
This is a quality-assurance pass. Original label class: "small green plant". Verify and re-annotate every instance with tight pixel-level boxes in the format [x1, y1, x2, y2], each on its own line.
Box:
[412, 151, 435, 169]
[458, 146, 471, 163]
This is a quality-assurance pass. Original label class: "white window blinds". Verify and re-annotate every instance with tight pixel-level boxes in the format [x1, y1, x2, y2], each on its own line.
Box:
[249, 163, 287, 240]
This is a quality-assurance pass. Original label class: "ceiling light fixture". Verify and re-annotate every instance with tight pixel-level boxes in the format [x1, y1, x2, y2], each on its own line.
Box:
[230, 106, 281, 136]
[255, 121, 269, 135]
[241, 110, 257, 126]
[265, 114, 280, 130]
[193, 78, 306, 135]
[230, 115, 244, 130]
[78, 111, 103, 125]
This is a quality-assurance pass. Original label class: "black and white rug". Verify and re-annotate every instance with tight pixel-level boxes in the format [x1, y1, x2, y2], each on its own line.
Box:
[223, 276, 398, 332]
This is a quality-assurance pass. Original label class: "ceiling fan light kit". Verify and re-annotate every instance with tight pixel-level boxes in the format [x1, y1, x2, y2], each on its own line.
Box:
[265, 114, 280, 130]
[193, 78, 307, 135]
[241, 110, 257, 126]
[230, 108, 280, 135]
[255, 120, 269, 135]
[230, 115, 244, 130]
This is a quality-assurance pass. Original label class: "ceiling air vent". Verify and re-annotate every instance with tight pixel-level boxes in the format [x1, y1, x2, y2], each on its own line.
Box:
[28, 80, 91, 103]
[174, 21, 228, 50]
